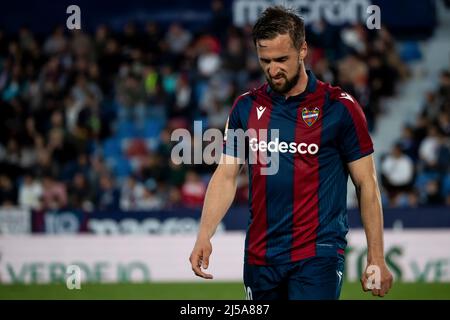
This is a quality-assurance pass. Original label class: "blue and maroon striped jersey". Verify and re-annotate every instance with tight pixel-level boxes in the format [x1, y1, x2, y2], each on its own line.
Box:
[223, 70, 373, 265]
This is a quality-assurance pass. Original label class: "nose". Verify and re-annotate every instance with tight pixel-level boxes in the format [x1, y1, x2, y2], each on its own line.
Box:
[268, 66, 280, 78]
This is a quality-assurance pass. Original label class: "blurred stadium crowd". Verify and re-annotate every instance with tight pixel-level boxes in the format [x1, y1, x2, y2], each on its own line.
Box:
[380, 70, 450, 207]
[0, 1, 448, 212]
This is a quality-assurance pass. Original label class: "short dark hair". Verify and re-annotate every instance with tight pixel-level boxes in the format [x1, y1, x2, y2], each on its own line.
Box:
[252, 5, 305, 50]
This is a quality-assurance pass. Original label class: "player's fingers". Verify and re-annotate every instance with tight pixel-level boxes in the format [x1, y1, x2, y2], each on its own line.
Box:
[191, 261, 213, 279]
[360, 278, 367, 291]
[200, 255, 213, 279]
[189, 251, 202, 275]
[371, 288, 380, 296]
[190, 251, 213, 279]
[189, 251, 199, 269]
[388, 275, 394, 289]
[194, 265, 213, 279]
[192, 266, 204, 278]
[202, 256, 209, 269]
[380, 281, 391, 297]
[202, 249, 211, 269]
[360, 275, 369, 292]
[380, 280, 391, 296]
[192, 266, 208, 278]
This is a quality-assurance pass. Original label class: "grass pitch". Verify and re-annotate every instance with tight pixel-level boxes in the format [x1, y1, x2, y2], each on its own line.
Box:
[1, 282, 449, 300]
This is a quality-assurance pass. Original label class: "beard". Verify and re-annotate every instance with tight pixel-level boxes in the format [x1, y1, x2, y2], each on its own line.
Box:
[266, 63, 301, 94]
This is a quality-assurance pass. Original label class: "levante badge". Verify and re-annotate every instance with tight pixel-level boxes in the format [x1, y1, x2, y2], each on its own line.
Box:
[302, 107, 320, 126]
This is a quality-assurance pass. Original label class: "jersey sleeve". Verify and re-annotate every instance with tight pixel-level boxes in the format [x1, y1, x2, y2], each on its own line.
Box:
[222, 96, 246, 160]
[336, 93, 374, 163]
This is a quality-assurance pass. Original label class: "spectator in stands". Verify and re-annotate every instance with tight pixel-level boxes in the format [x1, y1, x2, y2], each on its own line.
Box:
[421, 91, 442, 121]
[68, 173, 94, 211]
[18, 173, 43, 210]
[424, 180, 444, 205]
[165, 23, 192, 56]
[436, 133, 450, 174]
[96, 175, 120, 211]
[1, 139, 22, 171]
[43, 26, 67, 55]
[397, 125, 418, 161]
[136, 178, 163, 210]
[17, 117, 40, 170]
[0, 174, 17, 207]
[437, 110, 450, 136]
[157, 128, 174, 160]
[120, 175, 145, 211]
[180, 170, 206, 208]
[412, 113, 430, 146]
[41, 175, 67, 210]
[381, 144, 415, 206]
[168, 161, 187, 188]
[196, 34, 222, 78]
[207, 99, 229, 129]
[419, 125, 441, 172]
[139, 153, 166, 182]
[116, 72, 146, 122]
[172, 73, 193, 118]
[165, 186, 182, 209]
[47, 127, 78, 173]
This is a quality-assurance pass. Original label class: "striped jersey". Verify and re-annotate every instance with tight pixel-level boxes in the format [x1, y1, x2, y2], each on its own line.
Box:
[223, 70, 373, 265]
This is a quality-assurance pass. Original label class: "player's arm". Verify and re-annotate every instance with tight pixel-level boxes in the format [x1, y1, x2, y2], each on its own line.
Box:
[348, 154, 393, 297]
[189, 154, 242, 279]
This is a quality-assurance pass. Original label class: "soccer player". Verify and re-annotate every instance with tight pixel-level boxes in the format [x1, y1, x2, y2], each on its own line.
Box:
[189, 5, 393, 300]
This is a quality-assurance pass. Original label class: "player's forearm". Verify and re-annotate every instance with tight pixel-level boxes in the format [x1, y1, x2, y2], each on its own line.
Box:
[197, 168, 238, 240]
[356, 177, 385, 262]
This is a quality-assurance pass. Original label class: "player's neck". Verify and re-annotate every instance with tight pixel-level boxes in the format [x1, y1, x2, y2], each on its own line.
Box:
[283, 67, 308, 99]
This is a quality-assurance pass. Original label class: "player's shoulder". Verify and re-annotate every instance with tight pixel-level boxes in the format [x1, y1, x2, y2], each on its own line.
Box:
[244, 83, 268, 100]
[321, 82, 368, 127]
[320, 81, 361, 112]
[231, 84, 266, 110]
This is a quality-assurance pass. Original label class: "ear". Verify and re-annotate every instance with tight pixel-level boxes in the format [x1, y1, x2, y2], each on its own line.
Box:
[299, 41, 308, 60]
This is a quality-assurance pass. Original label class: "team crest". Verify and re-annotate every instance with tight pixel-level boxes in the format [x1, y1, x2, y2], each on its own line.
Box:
[302, 107, 320, 127]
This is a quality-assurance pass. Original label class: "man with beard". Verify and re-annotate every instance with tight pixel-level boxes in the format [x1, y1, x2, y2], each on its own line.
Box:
[189, 5, 393, 300]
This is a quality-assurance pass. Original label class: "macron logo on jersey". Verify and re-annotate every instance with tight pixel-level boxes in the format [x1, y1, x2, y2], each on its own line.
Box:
[256, 105, 266, 120]
[340, 92, 354, 103]
[249, 138, 319, 155]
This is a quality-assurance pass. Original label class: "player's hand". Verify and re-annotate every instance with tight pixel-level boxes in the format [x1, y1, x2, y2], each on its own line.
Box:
[189, 236, 213, 279]
[360, 259, 393, 297]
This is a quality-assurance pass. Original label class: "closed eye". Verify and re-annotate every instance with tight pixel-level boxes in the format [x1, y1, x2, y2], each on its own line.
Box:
[260, 57, 289, 64]
[274, 57, 288, 62]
